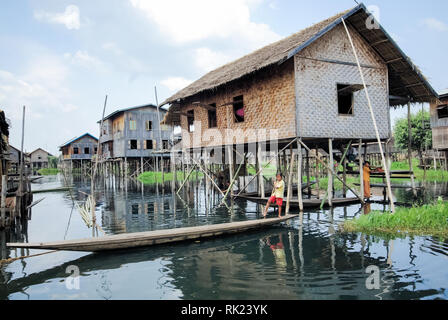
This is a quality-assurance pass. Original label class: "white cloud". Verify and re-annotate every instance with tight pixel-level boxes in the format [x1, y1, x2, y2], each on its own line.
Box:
[34, 5, 81, 30]
[161, 77, 193, 92]
[0, 55, 78, 122]
[64, 50, 107, 72]
[194, 47, 232, 73]
[422, 18, 448, 32]
[129, 0, 280, 47]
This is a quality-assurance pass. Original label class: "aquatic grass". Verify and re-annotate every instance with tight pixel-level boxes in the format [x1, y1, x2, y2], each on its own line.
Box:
[342, 199, 448, 237]
[37, 168, 60, 175]
[137, 170, 204, 185]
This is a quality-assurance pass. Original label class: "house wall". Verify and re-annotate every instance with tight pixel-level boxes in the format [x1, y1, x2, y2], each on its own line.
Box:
[294, 24, 391, 140]
[430, 96, 448, 150]
[179, 59, 297, 149]
[64, 136, 98, 160]
[30, 149, 50, 168]
[100, 107, 172, 159]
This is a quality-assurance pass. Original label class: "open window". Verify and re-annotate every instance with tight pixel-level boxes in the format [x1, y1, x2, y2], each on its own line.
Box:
[73, 147, 79, 154]
[233, 96, 244, 123]
[145, 140, 153, 150]
[437, 105, 448, 119]
[129, 140, 138, 150]
[162, 140, 169, 149]
[208, 103, 217, 128]
[84, 147, 90, 154]
[146, 120, 152, 131]
[129, 120, 137, 131]
[337, 84, 363, 115]
[187, 110, 195, 133]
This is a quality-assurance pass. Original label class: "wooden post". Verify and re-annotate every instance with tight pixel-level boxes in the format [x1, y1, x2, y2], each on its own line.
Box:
[359, 139, 364, 200]
[228, 145, 235, 198]
[315, 147, 320, 199]
[1, 175, 6, 227]
[328, 138, 334, 207]
[342, 145, 347, 198]
[407, 102, 417, 197]
[306, 150, 311, 198]
[257, 143, 264, 197]
[342, 17, 394, 213]
[297, 145, 304, 212]
[286, 146, 295, 215]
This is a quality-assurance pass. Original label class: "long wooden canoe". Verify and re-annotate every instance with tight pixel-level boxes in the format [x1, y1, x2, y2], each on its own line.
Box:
[235, 193, 360, 208]
[7, 215, 298, 252]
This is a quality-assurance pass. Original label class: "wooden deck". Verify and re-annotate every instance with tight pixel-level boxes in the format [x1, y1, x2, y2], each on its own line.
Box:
[235, 193, 360, 208]
[6, 215, 298, 252]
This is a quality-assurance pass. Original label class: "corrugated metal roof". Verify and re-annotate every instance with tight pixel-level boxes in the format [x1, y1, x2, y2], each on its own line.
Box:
[99, 103, 168, 123]
[59, 133, 98, 148]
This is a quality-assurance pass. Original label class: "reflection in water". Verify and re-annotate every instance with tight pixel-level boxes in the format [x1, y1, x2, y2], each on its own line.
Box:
[0, 175, 448, 300]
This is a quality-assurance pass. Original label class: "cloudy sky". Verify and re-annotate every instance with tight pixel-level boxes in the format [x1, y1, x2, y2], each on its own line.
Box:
[1, 0, 447, 155]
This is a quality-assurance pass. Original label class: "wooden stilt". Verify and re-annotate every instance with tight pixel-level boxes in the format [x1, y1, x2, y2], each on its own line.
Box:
[315, 147, 320, 199]
[359, 139, 364, 200]
[285, 146, 295, 215]
[257, 143, 264, 197]
[328, 138, 334, 207]
[297, 145, 304, 212]
[306, 150, 311, 199]
[407, 102, 417, 197]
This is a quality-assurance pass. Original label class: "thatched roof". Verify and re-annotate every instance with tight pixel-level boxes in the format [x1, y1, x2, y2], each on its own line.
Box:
[162, 3, 438, 123]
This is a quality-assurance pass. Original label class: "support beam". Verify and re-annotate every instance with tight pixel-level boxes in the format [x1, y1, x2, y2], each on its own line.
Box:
[328, 139, 334, 207]
[297, 145, 304, 212]
[285, 146, 295, 215]
[359, 139, 364, 200]
[407, 102, 417, 197]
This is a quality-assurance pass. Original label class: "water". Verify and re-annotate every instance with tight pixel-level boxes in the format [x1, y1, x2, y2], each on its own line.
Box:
[0, 175, 447, 300]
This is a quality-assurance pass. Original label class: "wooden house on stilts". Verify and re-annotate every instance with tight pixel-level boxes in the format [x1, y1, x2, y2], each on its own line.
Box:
[161, 3, 438, 210]
[97, 104, 173, 178]
[59, 133, 99, 174]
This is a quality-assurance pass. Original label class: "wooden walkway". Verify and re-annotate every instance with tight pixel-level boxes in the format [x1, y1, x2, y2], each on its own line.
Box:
[7, 215, 298, 252]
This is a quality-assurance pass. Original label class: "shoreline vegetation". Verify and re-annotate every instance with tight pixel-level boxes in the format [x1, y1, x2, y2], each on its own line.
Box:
[341, 199, 448, 238]
[37, 168, 59, 175]
[138, 171, 204, 184]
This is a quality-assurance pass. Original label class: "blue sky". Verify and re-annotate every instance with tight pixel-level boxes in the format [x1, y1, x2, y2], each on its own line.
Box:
[0, 0, 447, 155]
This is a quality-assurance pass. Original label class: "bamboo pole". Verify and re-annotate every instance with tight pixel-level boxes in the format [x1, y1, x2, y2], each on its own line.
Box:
[91, 95, 108, 235]
[359, 139, 364, 200]
[407, 102, 417, 197]
[257, 143, 265, 197]
[297, 145, 304, 212]
[342, 18, 394, 212]
[315, 147, 320, 199]
[237, 137, 299, 196]
[220, 155, 246, 205]
[177, 165, 195, 194]
[328, 139, 334, 207]
[298, 139, 364, 204]
[286, 147, 295, 214]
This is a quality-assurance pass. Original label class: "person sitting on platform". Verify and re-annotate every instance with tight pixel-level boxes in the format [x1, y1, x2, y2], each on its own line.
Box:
[263, 173, 285, 218]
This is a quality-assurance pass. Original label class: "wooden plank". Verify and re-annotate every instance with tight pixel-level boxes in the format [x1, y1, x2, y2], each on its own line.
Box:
[236, 194, 360, 208]
[7, 215, 298, 252]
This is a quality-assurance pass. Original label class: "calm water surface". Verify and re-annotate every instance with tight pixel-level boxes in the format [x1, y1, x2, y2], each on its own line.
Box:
[0, 175, 447, 300]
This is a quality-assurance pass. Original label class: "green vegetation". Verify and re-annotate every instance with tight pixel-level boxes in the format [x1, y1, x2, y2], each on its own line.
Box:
[247, 163, 278, 178]
[393, 110, 431, 165]
[389, 159, 448, 182]
[137, 170, 204, 184]
[342, 198, 448, 237]
[48, 156, 59, 169]
[37, 168, 60, 175]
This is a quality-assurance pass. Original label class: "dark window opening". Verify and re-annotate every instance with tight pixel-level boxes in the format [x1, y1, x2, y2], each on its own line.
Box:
[146, 120, 152, 131]
[73, 147, 79, 154]
[187, 110, 195, 132]
[162, 140, 169, 149]
[233, 95, 244, 123]
[437, 105, 448, 119]
[145, 140, 153, 150]
[208, 104, 217, 128]
[337, 84, 354, 115]
[129, 140, 138, 150]
[94, 147, 98, 154]
[84, 147, 90, 154]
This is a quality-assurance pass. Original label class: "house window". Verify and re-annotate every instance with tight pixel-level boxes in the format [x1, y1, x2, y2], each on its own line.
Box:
[129, 120, 137, 130]
[94, 147, 98, 154]
[233, 95, 244, 123]
[437, 105, 448, 119]
[337, 84, 362, 115]
[162, 140, 169, 149]
[208, 104, 217, 128]
[187, 110, 195, 133]
[145, 140, 153, 150]
[129, 140, 138, 150]
[73, 147, 79, 154]
[146, 120, 152, 131]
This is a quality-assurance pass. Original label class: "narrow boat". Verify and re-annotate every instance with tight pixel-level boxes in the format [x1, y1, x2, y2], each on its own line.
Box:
[235, 193, 360, 208]
[7, 215, 298, 252]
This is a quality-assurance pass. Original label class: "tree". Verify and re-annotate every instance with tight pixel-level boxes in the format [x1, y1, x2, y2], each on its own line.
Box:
[48, 156, 59, 169]
[394, 110, 432, 165]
